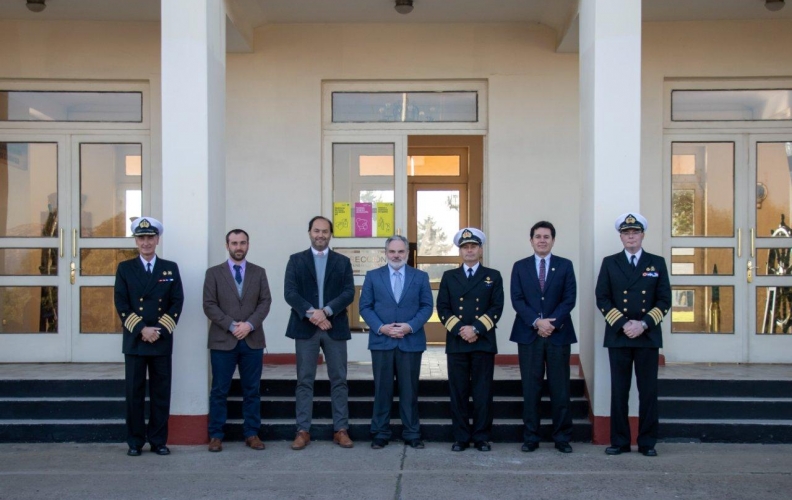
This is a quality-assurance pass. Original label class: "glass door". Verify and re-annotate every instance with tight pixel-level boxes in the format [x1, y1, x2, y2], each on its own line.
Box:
[69, 135, 148, 362]
[748, 135, 792, 362]
[0, 135, 70, 361]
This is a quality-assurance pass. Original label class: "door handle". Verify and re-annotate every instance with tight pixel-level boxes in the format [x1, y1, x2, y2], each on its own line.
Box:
[750, 227, 755, 258]
[72, 229, 77, 258]
[747, 260, 758, 283]
[737, 228, 742, 258]
[59, 228, 64, 258]
[70, 262, 76, 285]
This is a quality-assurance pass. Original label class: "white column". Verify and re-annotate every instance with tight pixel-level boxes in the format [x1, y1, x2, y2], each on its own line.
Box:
[161, 0, 227, 444]
[578, 0, 642, 443]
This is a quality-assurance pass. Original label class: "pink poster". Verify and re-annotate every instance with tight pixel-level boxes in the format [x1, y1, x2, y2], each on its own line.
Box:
[354, 202, 373, 237]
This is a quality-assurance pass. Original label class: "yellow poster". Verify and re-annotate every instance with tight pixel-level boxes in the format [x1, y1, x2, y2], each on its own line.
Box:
[333, 202, 352, 237]
[376, 202, 394, 237]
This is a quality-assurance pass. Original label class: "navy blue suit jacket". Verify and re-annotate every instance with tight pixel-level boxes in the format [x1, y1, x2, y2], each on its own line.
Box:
[359, 265, 433, 353]
[509, 254, 577, 346]
[284, 248, 355, 341]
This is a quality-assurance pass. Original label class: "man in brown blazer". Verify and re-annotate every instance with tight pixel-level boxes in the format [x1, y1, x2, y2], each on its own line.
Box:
[203, 229, 272, 452]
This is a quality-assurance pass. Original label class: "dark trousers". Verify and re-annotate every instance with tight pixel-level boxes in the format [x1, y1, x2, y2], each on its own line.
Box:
[447, 351, 495, 443]
[608, 347, 659, 448]
[295, 330, 349, 432]
[124, 354, 171, 449]
[370, 348, 423, 441]
[518, 339, 573, 444]
[209, 339, 264, 439]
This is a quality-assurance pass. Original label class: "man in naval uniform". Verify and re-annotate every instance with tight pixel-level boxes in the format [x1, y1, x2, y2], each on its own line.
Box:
[595, 213, 670, 457]
[437, 228, 504, 452]
[114, 217, 184, 457]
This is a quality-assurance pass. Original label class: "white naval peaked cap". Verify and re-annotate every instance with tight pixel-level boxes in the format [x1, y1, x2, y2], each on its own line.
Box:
[130, 217, 164, 236]
[614, 213, 647, 232]
[453, 227, 486, 247]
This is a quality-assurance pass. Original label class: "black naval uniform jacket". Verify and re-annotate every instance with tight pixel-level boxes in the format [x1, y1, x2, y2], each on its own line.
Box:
[114, 257, 184, 356]
[595, 250, 671, 349]
[437, 265, 505, 354]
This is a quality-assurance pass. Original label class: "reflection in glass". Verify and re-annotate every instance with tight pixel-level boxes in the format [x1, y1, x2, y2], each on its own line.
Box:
[418, 263, 460, 282]
[408, 156, 461, 176]
[0, 248, 58, 276]
[0, 286, 57, 333]
[670, 248, 734, 275]
[80, 144, 142, 238]
[417, 191, 459, 257]
[0, 143, 58, 237]
[332, 91, 477, 123]
[0, 91, 142, 122]
[332, 144, 395, 238]
[80, 248, 139, 276]
[756, 143, 792, 239]
[671, 143, 734, 237]
[756, 286, 792, 335]
[81, 287, 121, 333]
[671, 285, 734, 334]
[672, 89, 792, 121]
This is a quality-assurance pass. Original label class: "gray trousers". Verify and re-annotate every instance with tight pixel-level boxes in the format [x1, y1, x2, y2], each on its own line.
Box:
[295, 330, 349, 432]
[370, 348, 423, 441]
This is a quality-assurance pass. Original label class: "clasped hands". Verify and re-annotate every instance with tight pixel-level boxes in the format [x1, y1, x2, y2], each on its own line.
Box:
[141, 326, 161, 343]
[459, 325, 479, 343]
[622, 319, 646, 339]
[379, 323, 411, 338]
[307, 308, 332, 331]
[535, 318, 556, 338]
[230, 321, 253, 340]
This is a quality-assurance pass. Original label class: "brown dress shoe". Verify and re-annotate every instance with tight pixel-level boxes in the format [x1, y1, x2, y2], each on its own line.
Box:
[291, 431, 310, 450]
[245, 435, 266, 450]
[208, 438, 223, 452]
[333, 429, 354, 448]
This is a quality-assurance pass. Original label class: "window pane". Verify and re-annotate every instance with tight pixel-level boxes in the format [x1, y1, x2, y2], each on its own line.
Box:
[0, 248, 57, 275]
[408, 156, 461, 176]
[670, 248, 734, 275]
[672, 89, 792, 121]
[756, 142, 792, 239]
[81, 286, 121, 333]
[417, 263, 459, 282]
[80, 144, 142, 237]
[0, 143, 58, 237]
[671, 143, 734, 237]
[332, 144, 395, 238]
[417, 191, 459, 257]
[332, 92, 477, 123]
[80, 248, 139, 276]
[0, 91, 142, 122]
[0, 286, 57, 333]
[756, 286, 792, 335]
[671, 285, 733, 334]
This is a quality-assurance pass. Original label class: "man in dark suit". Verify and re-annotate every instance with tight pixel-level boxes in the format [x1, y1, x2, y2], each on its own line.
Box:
[510, 221, 577, 454]
[596, 213, 670, 457]
[284, 216, 356, 450]
[203, 229, 272, 452]
[114, 217, 184, 457]
[437, 228, 504, 452]
[359, 235, 433, 450]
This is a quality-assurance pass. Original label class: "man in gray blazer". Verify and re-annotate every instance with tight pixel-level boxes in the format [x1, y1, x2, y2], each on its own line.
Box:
[203, 229, 272, 452]
[284, 216, 355, 450]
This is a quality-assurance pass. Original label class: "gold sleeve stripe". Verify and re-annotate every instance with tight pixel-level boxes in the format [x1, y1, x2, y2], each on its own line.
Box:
[444, 317, 460, 332]
[479, 315, 495, 331]
[648, 308, 664, 324]
[605, 309, 624, 326]
[160, 314, 177, 333]
[124, 315, 142, 332]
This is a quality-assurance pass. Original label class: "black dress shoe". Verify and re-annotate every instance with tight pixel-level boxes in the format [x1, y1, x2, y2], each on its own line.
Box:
[605, 445, 631, 455]
[451, 441, 469, 452]
[406, 439, 425, 449]
[127, 447, 142, 457]
[555, 442, 573, 454]
[371, 438, 388, 449]
[638, 446, 658, 457]
[151, 445, 170, 456]
[474, 441, 491, 452]
[521, 442, 539, 452]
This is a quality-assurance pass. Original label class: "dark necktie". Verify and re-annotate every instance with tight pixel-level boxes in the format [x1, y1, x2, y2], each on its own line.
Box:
[539, 258, 546, 292]
[630, 255, 637, 268]
[467, 268, 474, 279]
[146, 262, 152, 274]
[233, 264, 242, 285]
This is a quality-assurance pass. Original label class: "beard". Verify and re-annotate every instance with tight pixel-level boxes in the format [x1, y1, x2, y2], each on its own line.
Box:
[389, 259, 406, 270]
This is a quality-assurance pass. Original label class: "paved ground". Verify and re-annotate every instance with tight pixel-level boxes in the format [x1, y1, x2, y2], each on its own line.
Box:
[1, 442, 789, 500]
